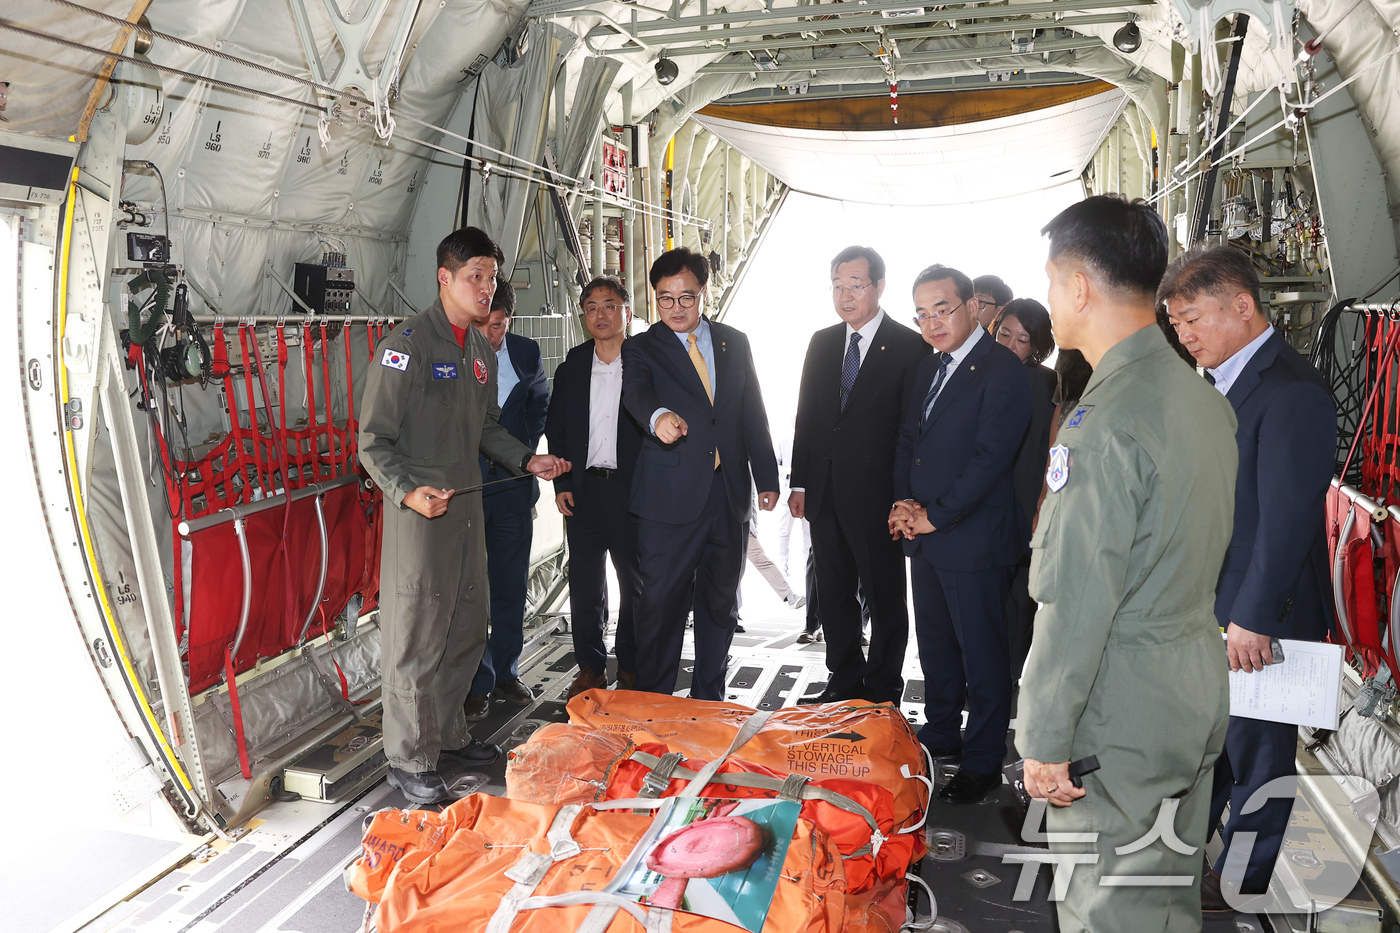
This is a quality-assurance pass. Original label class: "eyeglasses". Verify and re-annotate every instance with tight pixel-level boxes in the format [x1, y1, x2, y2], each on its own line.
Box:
[913, 300, 968, 325]
[584, 301, 624, 314]
[831, 282, 871, 298]
[656, 293, 699, 309]
[975, 295, 1002, 309]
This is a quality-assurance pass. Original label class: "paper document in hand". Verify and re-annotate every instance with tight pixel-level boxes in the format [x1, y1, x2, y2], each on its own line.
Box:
[1228, 639, 1343, 730]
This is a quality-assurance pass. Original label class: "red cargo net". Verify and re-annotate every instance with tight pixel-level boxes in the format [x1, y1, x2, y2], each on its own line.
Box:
[170, 321, 384, 697]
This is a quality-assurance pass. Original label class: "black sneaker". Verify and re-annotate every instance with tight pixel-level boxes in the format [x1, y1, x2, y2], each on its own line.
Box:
[491, 678, 536, 705]
[386, 767, 451, 805]
[464, 693, 490, 720]
[440, 738, 501, 773]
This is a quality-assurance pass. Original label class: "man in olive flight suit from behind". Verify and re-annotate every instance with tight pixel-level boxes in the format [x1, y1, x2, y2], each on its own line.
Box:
[1018, 197, 1238, 933]
[359, 227, 571, 805]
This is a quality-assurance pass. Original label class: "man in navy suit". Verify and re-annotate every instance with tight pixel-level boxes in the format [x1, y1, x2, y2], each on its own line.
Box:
[892, 264, 1032, 804]
[465, 280, 550, 717]
[1162, 246, 1336, 909]
[623, 248, 780, 700]
[546, 276, 646, 698]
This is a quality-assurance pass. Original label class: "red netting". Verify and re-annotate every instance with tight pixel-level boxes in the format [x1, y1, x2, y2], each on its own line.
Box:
[172, 322, 384, 694]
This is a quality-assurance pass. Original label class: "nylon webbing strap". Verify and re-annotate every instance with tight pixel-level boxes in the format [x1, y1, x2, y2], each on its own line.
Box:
[224, 646, 252, 779]
[678, 710, 770, 797]
[638, 752, 683, 798]
[484, 805, 583, 933]
[645, 905, 675, 932]
[778, 772, 810, 802]
[512, 892, 651, 928]
[626, 749, 880, 839]
[576, 902, 619, 933]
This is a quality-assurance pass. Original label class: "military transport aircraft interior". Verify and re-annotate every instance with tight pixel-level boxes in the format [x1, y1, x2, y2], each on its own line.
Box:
[3, 0, 1400, 930]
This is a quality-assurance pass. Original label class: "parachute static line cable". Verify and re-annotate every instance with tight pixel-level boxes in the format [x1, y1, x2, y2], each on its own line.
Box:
[0, 19, 324, 113]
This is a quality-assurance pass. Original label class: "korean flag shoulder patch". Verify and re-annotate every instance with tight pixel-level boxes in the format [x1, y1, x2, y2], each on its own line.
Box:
[1046, 444, 1071, 493]
[380, 347, 411, 371]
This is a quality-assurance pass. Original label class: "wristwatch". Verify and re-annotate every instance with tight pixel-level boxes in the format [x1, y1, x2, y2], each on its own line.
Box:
[519, 452, 535, 473]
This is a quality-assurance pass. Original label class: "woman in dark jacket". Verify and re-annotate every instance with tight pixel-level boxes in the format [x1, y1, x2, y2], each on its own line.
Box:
[991, 299, 1057, 680]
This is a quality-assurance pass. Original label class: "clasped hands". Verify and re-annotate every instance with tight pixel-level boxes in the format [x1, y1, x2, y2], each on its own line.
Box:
[887, 499, 935, 540]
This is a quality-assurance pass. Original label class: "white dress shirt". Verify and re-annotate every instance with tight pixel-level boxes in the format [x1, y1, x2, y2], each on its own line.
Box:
[1206, 326, 1273, 397]
[586, 350, 623, 469]
[844, 308, 886, 368]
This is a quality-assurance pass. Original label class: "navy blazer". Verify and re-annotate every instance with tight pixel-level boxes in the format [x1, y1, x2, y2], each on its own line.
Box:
[482, 331, 549, 503]
[894, 332, 1032, 571]
[544, 339, 644, 503]
[622, 318, 780, 525]
[1215, 330, 1336, 640]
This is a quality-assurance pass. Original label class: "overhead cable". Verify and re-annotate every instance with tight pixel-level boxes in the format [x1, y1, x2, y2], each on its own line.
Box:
[31, 0, 716, 227]
[0, 17, 324, 112]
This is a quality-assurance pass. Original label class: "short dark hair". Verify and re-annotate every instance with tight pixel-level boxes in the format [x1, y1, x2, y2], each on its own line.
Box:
[972, 275, 1013, 307]
[830, 246, 886, 284]
[580, 276, 630, 306]
[993, 298, 1055, 365]
[1041, 195, 1168, 297]
[911, 264, 974, 302]
[1157, 245, 1263, 311]
[649, 247, 709, 289]
[437, 226, 504, 274]
[491, 279, 516, 316]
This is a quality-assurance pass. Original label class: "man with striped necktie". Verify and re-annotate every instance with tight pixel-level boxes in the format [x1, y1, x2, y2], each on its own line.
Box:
[622, 248, 780, 700]
[891, 263, 1032, 804]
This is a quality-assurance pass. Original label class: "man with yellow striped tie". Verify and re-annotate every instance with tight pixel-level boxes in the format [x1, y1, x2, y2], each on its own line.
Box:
[622, 248, 780, 699]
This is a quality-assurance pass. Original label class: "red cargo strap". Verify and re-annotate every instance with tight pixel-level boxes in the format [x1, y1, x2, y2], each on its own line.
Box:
[319, 321, 339, 475]
[303, 324, 322, 482]
[213, 324, 253, 502]
[238, 324, 273, 493]
[343, 322, 358, 469]
[225, 646, 252, 779]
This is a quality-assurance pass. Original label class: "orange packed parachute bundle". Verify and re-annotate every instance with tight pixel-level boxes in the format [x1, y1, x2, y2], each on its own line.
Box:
[506, 723, 925, 896]
[563, 690, 932, 831]
[346, 793, 849, 933]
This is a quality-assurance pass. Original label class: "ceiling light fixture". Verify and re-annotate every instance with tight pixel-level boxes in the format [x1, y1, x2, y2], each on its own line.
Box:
[655, 55, 679, 85]
[1113, 19, 1141, 54]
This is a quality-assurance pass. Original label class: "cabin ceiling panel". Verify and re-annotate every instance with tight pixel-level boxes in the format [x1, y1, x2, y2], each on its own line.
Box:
[696, 87, 1126, 205]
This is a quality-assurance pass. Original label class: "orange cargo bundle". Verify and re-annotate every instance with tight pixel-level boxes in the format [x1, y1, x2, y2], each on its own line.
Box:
[506, 722, 925, 896]
[346, 793, 849, 933]
[565, 690, 932, 830]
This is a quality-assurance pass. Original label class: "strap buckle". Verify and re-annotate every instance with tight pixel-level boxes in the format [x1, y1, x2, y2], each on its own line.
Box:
[639, 751, 684, 798]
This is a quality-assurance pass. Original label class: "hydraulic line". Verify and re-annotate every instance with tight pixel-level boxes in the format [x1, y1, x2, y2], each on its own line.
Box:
[54, 169, 206, 823]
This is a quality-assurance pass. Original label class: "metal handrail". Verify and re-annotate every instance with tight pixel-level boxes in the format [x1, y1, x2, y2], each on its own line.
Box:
[230, 517, 253, 660]
[298, 492, 330, 645]
[177, 474, 363, 536]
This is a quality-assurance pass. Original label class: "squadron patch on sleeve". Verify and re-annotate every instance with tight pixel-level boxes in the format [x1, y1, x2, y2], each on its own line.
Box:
[1046, 444, 1071, 493]
[1066, 405, 1093, 428]
[380, 348, 411, 371]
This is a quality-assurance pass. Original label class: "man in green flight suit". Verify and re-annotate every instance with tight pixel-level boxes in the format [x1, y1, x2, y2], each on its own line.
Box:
[1018, 196, 1238, 931]
[359, 227, 571, 805]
